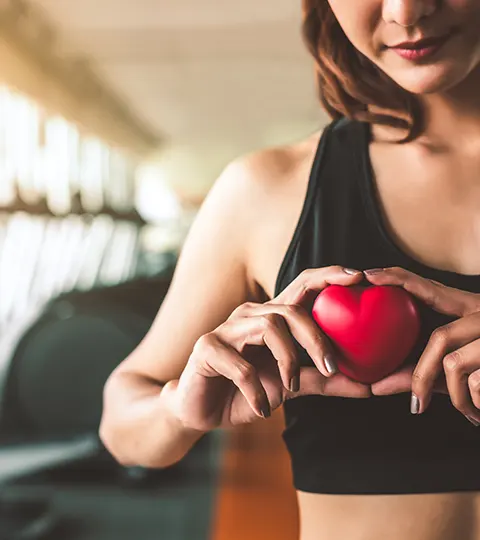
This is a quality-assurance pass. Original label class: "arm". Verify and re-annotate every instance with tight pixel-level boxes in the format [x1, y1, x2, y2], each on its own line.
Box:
[99, 155, 267, 469]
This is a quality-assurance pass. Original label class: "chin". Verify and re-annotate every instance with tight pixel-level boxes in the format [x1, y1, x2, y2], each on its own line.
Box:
[383, 63, 471, 95]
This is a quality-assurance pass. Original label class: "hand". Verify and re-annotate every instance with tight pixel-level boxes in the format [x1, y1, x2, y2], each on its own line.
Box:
[171, 266, 371, 432]
[364, 266, 480, 425]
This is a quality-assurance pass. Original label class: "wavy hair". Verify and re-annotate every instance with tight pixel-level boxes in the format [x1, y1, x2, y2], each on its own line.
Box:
[302, 0, 424, 141]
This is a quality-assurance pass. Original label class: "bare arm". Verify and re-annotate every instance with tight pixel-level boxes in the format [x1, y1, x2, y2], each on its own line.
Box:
[99, 155, 266, 468]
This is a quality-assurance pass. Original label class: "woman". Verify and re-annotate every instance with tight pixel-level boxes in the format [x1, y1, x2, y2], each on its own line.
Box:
[99, 1, 480, 538]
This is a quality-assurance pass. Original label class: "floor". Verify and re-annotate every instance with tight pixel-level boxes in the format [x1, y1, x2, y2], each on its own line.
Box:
[212, 408, 299, 540]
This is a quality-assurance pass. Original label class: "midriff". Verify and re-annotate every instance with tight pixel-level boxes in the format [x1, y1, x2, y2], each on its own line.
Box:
[298, 491, 480, 540]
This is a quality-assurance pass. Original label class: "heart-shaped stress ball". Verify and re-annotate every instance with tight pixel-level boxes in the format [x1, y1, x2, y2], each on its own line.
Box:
[312, 285, 421, 384]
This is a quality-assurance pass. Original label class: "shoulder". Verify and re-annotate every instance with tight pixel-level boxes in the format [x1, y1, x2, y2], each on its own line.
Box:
[217, 130, 324, 248]
[203, 129, 323, 248]
[214, 130, 324, 299]
[223, 130, 323, 205]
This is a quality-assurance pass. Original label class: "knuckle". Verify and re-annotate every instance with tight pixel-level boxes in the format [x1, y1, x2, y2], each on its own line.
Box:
[443, 350, 463, 373]
[468, 372, 480, 391]
[430, 326, 450, 347]
[194, 333, 215, 352]
[197, 332, 218, 351]
[192, 334, 219, 360]
[231, 302, 256, 317]
[298, 274, 311, 294]
[411, 370, 428, 388]
[235, 363, 255, 384]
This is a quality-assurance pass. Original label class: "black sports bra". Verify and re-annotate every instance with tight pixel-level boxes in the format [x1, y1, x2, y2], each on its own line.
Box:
[274, 118, 480, 495]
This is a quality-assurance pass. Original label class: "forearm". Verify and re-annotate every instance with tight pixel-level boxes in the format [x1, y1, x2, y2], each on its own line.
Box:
[99, 372, 205, 469]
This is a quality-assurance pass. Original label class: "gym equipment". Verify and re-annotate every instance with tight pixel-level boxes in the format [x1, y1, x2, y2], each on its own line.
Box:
[0, 209, 168, 333]
[0, 83, 184, 538]
[0, 266, 176, 539]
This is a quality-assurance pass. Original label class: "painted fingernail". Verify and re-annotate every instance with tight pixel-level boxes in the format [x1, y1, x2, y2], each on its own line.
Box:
[466, 416, 480, 427]
[260, 401, 271, 419]
[410, 393, 420, 414]
[343, 268, 361, 275]
[290, 375, 300, 393]
[364, 268, 384, 275]
[324, 354, 338, 375]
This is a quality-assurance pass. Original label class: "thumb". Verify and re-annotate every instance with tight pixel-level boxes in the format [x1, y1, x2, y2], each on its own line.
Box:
[288, 367, 371, 399]
[371, 365, 448, 396]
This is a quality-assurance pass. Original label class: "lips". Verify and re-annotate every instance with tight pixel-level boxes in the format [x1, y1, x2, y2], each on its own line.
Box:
[390, 34, 450, 50]
[388, 32, 454, 61]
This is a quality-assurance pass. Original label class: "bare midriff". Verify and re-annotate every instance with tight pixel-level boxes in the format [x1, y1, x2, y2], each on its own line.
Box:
[297, 491, 480, 540]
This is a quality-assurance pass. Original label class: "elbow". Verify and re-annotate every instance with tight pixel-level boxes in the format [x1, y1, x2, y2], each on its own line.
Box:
[98, 372, 177, 470]
[99, 373, 138, 468]
[99, 419, 179, 470]
[98, 418, 136, 468]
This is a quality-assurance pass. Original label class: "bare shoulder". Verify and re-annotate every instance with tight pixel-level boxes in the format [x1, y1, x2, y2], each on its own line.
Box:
[238, 131, 322, 300]
[237, 131, 321, 194]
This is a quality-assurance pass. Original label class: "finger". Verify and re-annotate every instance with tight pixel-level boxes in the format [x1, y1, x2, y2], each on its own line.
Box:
[218, 314, 299, 392]
[194, 334, 271, 419]
[443, 340, 480, 423]
[371, 364, 448, 396]
[371, 365, 414, 395]
[468, 370, 480, 413]
[411, 312, 480, 413]
[285, 367, 371, 399]
[275, 265, 363, 306]
[364, 267, 479, 317]
[239, 302, 339, 378]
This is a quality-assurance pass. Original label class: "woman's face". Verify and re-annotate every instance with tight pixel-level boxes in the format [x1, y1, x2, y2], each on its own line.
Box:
[327, 0, 480, 95]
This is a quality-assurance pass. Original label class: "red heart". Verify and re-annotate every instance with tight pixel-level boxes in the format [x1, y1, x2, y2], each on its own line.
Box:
[312, 284, 421, 384]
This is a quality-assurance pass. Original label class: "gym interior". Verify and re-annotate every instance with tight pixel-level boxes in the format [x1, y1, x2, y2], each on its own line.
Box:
[0, 1, 322, 539]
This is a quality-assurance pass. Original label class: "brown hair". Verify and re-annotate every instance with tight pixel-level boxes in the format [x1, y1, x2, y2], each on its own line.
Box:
[302, 0, 424, 141]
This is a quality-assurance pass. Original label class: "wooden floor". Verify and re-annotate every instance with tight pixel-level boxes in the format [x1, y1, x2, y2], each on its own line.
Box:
[211, 408, 299, 540]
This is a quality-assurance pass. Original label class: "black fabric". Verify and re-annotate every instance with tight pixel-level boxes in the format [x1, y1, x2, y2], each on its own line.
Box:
[274, 118, 480, 495]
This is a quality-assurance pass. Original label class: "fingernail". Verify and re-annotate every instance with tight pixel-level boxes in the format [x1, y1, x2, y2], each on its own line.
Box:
[410, 393, 420, 414]
[289, 375, 300, 393]
[260, 401, 271, 419]
[343, 268, 361, 275]
[466, 416, 480, 427]
[324, 354, 338, 375]
[364, 268, 384, 275]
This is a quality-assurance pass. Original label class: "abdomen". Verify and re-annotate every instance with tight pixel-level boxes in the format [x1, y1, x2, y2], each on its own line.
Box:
[298, 491, 480, 540]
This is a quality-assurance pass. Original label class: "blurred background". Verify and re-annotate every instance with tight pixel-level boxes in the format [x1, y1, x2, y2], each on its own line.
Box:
[0, 1, 329, 539]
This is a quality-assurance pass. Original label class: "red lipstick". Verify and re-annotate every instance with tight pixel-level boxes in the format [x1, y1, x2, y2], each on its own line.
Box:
[390, 34, 452, 61]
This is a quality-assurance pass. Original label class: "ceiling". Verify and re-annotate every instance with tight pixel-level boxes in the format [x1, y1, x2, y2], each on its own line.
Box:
[32, 0, 329, 196]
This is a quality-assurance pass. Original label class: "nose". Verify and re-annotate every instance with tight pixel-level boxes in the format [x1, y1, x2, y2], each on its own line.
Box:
[382, 0, 438, 27]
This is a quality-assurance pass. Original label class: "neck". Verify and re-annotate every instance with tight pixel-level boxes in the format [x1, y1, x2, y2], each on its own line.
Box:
[417, 65, 480, 150]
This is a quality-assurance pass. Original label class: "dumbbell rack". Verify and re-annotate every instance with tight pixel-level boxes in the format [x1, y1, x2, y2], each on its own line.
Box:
[0, 207, 156, 334]
[0, 85, 169, 335]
